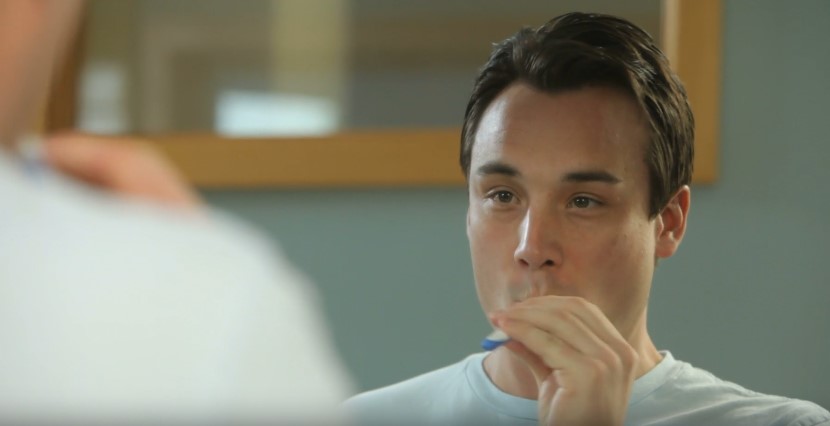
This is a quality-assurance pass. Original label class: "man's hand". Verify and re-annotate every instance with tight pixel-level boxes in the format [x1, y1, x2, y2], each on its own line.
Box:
[493, 296, 638, 426]
[44, 133, 202, 211]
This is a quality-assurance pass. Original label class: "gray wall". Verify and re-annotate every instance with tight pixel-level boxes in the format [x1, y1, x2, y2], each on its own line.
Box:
[204, 0, 830, 408]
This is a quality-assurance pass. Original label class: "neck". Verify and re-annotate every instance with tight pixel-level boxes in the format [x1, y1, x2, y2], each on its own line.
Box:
[483, 311, 661, 400]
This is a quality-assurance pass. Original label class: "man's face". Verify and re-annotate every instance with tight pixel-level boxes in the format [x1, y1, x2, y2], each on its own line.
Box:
[466, 83, 669, 336]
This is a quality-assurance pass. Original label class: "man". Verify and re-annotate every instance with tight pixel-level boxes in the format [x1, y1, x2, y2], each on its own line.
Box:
[1, 0, 351, 422]
[344, 12, 830, 425]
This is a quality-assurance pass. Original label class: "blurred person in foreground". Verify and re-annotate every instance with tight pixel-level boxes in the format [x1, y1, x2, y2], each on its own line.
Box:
[0, 0, 351, 423]
[344, 12, 830, 426]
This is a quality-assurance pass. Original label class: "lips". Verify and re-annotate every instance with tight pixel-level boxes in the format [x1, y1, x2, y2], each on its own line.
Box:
[508, 277, 572, 303]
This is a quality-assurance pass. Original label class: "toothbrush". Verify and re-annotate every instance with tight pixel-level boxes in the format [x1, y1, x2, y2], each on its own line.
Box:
[481, 328, 510, 351]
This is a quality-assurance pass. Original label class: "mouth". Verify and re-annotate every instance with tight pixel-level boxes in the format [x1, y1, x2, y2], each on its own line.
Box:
[507, 275, 570, 303]
[508, 281, 533, 303]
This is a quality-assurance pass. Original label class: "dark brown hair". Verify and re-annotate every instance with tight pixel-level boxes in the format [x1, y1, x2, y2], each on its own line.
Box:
[460, 12, 694, 217]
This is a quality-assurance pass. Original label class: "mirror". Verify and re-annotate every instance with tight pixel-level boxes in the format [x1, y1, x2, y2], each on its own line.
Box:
[49, 0, 720, 187]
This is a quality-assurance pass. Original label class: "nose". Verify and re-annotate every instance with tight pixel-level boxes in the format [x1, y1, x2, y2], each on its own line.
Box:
[514, 209, 559, 270]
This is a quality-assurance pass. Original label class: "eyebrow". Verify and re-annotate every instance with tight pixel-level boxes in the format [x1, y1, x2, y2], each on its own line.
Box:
[476, 161, 520, 177]
[476, 161, 621, 184]
[562, 170, 621, 184]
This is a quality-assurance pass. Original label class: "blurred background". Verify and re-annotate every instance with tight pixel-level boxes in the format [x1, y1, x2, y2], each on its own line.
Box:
[76, 0, 661, 136]
[64, 0, 829, 408]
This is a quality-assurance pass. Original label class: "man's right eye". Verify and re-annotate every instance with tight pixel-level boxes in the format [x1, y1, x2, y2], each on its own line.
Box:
[489, 190, 515, 204]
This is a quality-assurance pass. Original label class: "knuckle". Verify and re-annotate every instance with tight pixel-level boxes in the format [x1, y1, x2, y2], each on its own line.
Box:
[593, 357, 609, 373]
[586, 358, 608, 381]
[621, 347, 639, 370]
[562, 296, 587, 311]
[597, 348, 618, 371]
[584, 301, 604, 317]
[550, 308, 570, 322]
[611, 345, 638, 375]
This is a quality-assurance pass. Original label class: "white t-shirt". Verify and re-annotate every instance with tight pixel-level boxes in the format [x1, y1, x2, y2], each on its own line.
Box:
[345, 351, 829, 426]
[0, 151, 353, 423]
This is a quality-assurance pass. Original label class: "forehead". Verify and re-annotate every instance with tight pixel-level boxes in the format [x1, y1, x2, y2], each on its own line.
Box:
[470, 83, 650, 181]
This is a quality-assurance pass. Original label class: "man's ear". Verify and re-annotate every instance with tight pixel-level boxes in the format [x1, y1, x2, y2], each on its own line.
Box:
[655, 185, 691, 259]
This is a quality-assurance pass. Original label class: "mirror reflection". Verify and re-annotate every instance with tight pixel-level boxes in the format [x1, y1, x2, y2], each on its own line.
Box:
[77, 0, 661, 137]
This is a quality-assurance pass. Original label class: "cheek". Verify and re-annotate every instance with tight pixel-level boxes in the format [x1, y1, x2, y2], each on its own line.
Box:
[567, 221, 655, 284]
[599, 225, 656, 294]
[468, 212, 503, 274]
[467, 210, 516, 311]
[468, 209, 519, 263]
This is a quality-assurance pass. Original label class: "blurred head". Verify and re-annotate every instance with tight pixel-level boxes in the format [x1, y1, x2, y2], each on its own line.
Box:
[461, 12, 694, 218]
[0, 0, 84, 147]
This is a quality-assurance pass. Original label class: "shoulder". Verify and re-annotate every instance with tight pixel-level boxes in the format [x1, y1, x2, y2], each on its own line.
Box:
[4, 163, 297, 292]
[2, 161, 327, 352]
[0, 168, 353, 419]
[344, 354, 483, 422]
[345, 355, 475, 408]
[639, 357, 830, 426]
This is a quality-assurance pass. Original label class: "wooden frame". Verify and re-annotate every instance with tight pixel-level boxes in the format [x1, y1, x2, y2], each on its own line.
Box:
[662, 0, 722, 184]
[46, 0, 721, 188]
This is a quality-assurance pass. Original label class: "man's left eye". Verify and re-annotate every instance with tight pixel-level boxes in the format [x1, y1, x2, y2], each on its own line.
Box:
[569, 196, 596, 209]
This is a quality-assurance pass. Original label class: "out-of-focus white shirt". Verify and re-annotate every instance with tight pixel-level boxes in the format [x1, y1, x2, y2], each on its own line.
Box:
[0, 150, 352, 423]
